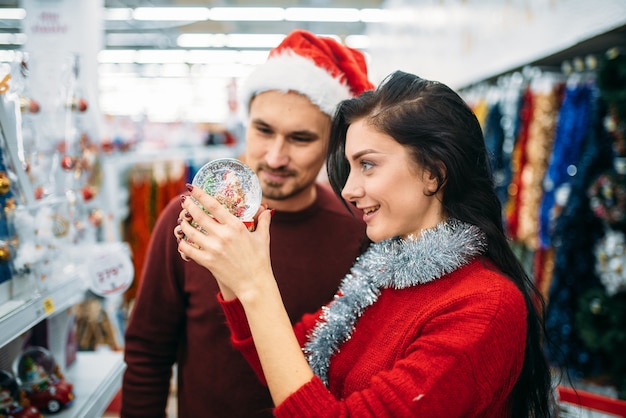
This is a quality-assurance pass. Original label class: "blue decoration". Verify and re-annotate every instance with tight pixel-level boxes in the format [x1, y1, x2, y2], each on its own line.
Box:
[539, 83, 596, 248]
[0, 139, 16, 284]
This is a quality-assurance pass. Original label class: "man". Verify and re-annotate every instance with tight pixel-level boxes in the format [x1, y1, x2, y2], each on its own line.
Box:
[121, 29, 374, 418]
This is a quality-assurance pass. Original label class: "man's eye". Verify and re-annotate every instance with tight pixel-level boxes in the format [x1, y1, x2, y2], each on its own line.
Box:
[291, 136, 313, 143]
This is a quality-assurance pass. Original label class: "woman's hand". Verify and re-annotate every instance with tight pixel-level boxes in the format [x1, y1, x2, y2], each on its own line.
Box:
[174, 185, 274, 302]
[175, 186, 315, 405]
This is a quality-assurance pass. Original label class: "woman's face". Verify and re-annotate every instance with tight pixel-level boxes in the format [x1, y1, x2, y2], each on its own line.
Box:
[341, 119, 445, 242]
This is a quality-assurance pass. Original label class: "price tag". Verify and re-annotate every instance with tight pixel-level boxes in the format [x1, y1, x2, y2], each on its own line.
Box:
[86, 243, 134, 297]
[42, 297, 55, 314]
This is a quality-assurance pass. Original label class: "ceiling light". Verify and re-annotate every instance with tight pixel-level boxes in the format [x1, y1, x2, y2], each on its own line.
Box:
[107, 33, 171, 48]
[98, 50, 137, 64]
[285, 8, 360, 22]
[136, 50, 188, 64]
[359, 8, 393, 23]
[187, 50, 269, 65]
[0, 8, 26, 20]
[0, 33, 26, 46]
[177, 34, 228, 48]
[199, 63, 256, 78]
[186, 50, 241, 64]
[105, 8, 133, 21]
[209, 7, 285, 21]
[177, 33, 285, 49]
[226, 34, 285, 48]
[133, 7, 210, 22]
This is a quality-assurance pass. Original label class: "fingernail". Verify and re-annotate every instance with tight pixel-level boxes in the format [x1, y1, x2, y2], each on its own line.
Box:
[180, 194, 186, 203]
[177, 217, 182, 225]
[184, 211, 191, 219]
[179, 249, 190, 262]
[186, 183, 193, 193]
[270, 209, 275, 216]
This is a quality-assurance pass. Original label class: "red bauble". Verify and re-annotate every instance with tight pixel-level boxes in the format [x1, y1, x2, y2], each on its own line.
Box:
[34, 186, 44, 200]
[101, 139, 114, 154]
[28, 100, 40, 114]
[76, 98, 88, 112]
[60, 156, 75, 171]
[82, 186, 95, 201]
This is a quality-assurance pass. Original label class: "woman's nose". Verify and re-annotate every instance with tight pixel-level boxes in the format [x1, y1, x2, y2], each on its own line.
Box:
[341, 172, 364, 201]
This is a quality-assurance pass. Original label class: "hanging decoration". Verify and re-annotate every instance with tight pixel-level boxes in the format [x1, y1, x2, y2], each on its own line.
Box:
[462, 49, 626, 397]
[573, 48, 626, 398]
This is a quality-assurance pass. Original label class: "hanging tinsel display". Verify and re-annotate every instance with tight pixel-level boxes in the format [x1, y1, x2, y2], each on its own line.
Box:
[505, 86, 533, 240]
[547, 49, 626, 399]
[544, 76, 610, 383]
[539, 82, 596, 248]
[587, 49, 626, 299]
[483, 94, 507, 203]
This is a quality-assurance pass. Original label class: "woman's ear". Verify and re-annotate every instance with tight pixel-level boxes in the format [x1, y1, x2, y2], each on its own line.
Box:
[424, 162, 446, 195]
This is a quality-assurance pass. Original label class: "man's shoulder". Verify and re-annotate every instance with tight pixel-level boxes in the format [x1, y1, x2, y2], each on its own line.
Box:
[315, 183, 359, 218]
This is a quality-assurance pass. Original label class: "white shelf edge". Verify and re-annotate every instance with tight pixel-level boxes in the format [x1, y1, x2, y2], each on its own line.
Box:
[56, 351, 125, 418]
[0, 275, 86, 349]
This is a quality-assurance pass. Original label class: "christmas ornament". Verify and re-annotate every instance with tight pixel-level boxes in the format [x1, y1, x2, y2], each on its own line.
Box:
[0, 171, 11, 195]
[13, 347, 74, 414]
[0, 370, 41, 418]
[192, 158, 261, 223]
[594, 228, 626, 296]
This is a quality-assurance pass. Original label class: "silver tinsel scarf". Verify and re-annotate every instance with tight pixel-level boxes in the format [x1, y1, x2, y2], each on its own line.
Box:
[303, 218, 487, 385]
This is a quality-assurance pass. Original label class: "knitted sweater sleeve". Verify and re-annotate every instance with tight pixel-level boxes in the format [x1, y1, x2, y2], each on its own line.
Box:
[218, 293, 322, 385]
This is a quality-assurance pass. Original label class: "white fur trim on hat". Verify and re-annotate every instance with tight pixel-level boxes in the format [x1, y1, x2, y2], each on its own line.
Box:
[240, 51, 353, 118]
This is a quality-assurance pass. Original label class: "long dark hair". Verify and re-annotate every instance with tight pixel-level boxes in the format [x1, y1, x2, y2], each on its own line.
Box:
[327, 71, 555, 417]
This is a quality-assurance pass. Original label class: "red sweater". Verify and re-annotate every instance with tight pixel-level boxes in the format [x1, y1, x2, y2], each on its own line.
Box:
[122, 184, 367, 418]
[221, 258, 527, 417]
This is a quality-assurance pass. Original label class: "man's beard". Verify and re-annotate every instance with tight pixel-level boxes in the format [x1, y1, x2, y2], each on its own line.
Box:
[257, 167, 309, 201]
[261, 180, 304, 201]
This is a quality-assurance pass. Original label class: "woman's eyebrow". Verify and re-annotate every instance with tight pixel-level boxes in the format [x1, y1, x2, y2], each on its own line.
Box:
[349, 149, 378, 160]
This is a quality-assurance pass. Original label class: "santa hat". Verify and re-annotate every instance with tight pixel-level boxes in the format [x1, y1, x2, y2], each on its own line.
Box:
[241, 29, 374, 117]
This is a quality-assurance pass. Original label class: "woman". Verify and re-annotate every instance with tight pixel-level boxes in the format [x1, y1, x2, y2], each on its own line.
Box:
[176, 71, 555, 417]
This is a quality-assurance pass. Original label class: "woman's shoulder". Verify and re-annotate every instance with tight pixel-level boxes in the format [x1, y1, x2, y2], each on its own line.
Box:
[430, 258, 527, 313]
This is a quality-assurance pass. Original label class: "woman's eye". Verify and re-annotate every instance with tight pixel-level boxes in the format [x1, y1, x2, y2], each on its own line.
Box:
[360, 160, 373, 171]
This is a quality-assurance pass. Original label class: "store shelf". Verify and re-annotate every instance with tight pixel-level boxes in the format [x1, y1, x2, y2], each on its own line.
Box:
[56, 350, 125, 418]
[558, 386, 626, 418]
[0, 274, 86, 349]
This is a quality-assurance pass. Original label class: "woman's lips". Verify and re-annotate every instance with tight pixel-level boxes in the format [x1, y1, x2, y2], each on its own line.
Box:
[361, 205, 380, 221]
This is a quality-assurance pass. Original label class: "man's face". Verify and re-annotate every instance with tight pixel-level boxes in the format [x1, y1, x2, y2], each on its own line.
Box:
[244, 90, 331, 212]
